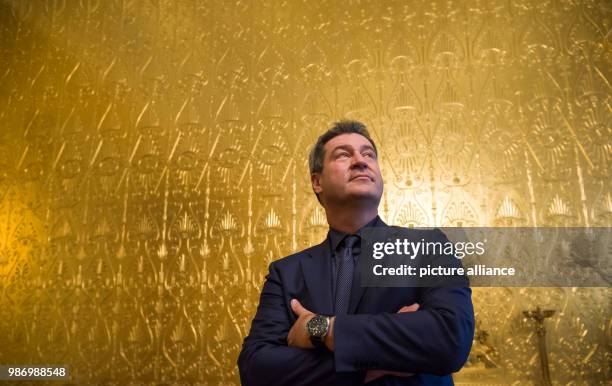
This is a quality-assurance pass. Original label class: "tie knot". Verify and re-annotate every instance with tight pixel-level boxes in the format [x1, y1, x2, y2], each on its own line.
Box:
[342, 235, 360, 249]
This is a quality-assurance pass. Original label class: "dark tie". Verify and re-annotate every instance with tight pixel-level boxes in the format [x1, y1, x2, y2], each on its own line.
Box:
[335, 235, 359, 315]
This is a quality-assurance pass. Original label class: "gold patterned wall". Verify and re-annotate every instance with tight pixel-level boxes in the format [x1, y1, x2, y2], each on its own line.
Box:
[0, 0, 610, 384]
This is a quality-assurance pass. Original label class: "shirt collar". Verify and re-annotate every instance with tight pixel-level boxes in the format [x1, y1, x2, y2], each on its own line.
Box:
[328, 215, 382, 252]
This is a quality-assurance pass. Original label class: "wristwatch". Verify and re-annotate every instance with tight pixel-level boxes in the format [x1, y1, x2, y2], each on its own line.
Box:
[306, 314, 331, 348]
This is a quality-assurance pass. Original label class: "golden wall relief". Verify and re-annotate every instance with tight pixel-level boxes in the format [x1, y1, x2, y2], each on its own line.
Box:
[0, 0, 609, 384]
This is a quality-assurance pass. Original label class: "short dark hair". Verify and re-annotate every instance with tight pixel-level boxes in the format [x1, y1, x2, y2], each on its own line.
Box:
[308, 120, 378, 175]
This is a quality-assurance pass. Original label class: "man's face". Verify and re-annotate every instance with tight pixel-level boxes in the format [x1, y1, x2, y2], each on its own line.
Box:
[312, 133, 383, 206]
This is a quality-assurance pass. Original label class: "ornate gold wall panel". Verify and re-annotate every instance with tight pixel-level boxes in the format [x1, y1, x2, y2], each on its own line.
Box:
[0, 0, 610, 384]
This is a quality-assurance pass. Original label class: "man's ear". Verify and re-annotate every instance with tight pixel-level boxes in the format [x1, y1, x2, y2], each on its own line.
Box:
[311, 173, 323, 194]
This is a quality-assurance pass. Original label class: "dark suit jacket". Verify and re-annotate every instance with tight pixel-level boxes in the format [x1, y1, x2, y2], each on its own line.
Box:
[238, 222, 475, 385]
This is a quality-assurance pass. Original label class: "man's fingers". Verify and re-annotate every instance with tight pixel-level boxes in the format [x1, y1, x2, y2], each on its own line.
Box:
[291, 299, 309, 316]
[364, 370, 385, 383]
[398, 303, 420, 313]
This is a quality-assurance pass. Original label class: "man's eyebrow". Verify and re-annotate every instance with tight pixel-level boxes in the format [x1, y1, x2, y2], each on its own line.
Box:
[360, 144, 376, 152]
[330, 144, 352, 153]
[330, 144, 376, 153]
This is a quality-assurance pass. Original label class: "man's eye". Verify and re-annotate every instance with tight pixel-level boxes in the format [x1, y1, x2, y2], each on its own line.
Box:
[338, 152, 350, 158]
[363, 152, 375, 158]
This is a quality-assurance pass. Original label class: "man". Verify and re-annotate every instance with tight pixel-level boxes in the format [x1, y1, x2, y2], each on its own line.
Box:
[238, 120, 474, 385]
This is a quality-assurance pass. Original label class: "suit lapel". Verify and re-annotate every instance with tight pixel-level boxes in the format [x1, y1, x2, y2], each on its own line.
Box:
[349, 220, 397, 314]
[348, 261, 365, 314]
[300, 219, 397, 316]
[300, 240, 334, 315]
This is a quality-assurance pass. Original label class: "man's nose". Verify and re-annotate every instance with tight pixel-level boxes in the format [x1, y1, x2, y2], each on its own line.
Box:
[350, 153, 368, 168]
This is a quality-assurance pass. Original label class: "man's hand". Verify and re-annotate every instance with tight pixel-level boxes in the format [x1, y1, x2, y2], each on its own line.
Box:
[364, 303, 419, 384]
[287, 299, 316, 349]
[287, 299, 419, 382]
[396, 303, 420, 313]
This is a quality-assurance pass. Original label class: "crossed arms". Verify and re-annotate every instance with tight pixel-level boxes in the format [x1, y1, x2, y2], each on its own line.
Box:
[237, 260, 474, 386]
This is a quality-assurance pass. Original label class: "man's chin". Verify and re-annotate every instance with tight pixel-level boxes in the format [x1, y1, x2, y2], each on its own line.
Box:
[344, 190, 382, 203]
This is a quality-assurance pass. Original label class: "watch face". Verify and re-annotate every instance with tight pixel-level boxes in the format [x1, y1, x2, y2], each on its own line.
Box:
[307, 315, 329, 338]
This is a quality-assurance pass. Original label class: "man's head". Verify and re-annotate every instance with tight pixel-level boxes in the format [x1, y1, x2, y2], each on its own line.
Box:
[309, 120, 383, 208]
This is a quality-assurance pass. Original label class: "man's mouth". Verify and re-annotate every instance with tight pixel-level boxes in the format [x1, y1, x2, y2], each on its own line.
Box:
[350, 174, 373, 181]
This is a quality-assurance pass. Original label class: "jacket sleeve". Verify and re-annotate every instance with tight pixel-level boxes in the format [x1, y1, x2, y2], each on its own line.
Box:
[237, 261, 366, 386]
[333, 286, 474, 375]
[334, 229, 475, 375]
